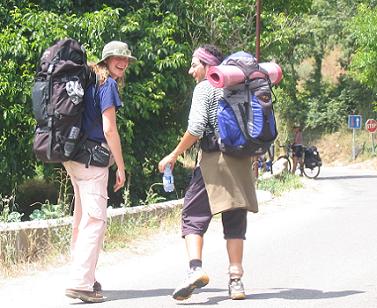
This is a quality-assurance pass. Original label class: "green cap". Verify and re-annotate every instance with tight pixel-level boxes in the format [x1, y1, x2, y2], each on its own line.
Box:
[98, 41, 137, 64]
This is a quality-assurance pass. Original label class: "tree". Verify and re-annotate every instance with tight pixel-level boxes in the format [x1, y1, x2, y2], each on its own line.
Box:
[0, 2, 194, 204]
[350, 4, 377, 91]
[4, 0, 369, 212]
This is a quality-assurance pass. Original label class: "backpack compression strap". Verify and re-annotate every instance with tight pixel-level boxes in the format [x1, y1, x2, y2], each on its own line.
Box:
[46, 62, 56, 160]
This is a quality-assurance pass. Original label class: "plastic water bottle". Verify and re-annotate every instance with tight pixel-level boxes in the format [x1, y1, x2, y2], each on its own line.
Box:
[163, 164, 175, 192]
[64, 126, 80, 157]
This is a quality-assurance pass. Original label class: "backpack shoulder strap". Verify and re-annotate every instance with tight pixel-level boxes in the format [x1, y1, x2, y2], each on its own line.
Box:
[70, 75, 101, 161]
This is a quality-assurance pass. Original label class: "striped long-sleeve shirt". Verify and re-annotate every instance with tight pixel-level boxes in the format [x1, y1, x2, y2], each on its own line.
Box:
[187, 80, 223, 137]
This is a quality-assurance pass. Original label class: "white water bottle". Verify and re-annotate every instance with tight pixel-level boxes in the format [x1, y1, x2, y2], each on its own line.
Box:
[163, 164, 175, 192]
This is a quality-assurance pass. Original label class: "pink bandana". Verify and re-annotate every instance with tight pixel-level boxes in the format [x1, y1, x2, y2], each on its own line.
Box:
[193, 47, 221, 66]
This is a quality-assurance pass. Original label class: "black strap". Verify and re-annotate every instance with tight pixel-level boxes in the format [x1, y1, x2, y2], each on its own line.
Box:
[85, 146, 94, 168]
[70, 78, 102, 166]
[240, 79, 252, 141]
[46, 63, 55, 160]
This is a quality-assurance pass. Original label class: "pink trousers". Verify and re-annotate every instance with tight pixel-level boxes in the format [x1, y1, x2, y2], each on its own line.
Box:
[63, 161, 109, 291]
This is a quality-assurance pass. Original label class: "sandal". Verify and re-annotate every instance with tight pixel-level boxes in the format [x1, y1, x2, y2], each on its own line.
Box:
[65, 288, 104, 303]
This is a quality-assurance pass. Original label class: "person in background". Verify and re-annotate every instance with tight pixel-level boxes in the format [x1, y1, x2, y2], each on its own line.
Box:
[158, 44, 258, 301]
[291, 124, 304, 176]
[64, 41, 136, 303]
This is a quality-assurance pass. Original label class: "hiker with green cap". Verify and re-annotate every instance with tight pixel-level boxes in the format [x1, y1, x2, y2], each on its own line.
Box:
[64, 40, 136, 303]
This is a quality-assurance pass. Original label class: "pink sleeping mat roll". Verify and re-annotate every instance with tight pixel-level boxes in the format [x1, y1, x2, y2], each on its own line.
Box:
[207, 62, 283, 88]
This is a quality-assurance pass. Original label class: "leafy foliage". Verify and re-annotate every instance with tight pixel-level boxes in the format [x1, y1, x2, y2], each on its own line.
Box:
[0, 195, 23, 222]
[0, 2, 193, 204]
[350, 4, 377, 97]
[29, 202, 65, 221]
[1, 0, 376, 216]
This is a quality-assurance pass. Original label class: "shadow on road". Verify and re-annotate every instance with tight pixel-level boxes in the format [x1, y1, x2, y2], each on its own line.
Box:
[65, 286, 366, 305]
[249, 288, 364, 300]
[123, 288, 364, 306]
[316, 175, 377, 180]
[103, 287, 225, 302]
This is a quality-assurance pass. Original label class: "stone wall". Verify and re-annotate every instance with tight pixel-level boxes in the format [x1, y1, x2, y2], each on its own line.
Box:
[0, 199, 183, 262]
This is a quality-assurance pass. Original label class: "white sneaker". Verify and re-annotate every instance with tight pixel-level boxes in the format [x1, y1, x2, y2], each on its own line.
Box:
[228, 278, 246, 300]
[172, 267, 209, 300]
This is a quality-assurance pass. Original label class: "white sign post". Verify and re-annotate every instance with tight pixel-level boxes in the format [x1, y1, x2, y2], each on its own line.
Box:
[348, 115, 362, 160]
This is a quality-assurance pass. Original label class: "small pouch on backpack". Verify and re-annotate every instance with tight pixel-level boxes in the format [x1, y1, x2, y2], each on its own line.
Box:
[91, 142, 111, 167]
[200, 133, 220, 152]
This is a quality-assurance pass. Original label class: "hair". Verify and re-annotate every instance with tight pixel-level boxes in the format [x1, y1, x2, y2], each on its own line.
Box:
[89, 60, 125, 89]
[199, 44, 224, 65]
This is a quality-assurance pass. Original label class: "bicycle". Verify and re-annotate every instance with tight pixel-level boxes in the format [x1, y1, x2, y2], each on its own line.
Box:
[273, 144, 322, 179]
[252, 145, 274, 180]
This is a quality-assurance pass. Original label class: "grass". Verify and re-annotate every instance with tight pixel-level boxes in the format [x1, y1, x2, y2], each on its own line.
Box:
[0, 225, 71, 278]
[104, 207, 181, 251]
[313, 127, 377, 167]
[257, 172, 303, 196]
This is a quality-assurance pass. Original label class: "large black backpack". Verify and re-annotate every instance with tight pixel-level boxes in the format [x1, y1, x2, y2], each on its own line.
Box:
[32, 38, 95, 163]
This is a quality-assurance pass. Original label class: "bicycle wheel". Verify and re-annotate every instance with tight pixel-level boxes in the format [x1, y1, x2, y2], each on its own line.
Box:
[303, 165, 320, 179]
[273, 155, 291, 174]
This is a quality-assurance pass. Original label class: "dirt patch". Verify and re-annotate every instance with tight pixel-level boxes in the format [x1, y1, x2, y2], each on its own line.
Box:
[314, 130, 377, 169]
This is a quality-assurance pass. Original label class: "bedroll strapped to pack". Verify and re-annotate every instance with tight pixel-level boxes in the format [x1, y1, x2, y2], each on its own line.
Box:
[32, 38, 96, 163]
[214, 51, 279, 157]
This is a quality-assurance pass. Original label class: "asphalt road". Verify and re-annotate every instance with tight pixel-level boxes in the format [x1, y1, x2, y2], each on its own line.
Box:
[1, 165, 377, 308]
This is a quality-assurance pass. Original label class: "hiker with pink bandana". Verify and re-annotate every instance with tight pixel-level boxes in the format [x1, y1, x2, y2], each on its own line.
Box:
[159, 44, 258, 301]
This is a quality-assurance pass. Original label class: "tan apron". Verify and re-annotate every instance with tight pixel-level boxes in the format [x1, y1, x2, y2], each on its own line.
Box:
[199, 151, 258, 215]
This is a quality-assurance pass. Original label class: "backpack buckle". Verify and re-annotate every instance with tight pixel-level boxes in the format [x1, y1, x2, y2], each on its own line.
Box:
[47, 64, 55, 74]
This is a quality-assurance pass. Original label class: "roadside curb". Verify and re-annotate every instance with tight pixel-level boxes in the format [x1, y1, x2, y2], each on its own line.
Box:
[0, 199, 184, 261]
[0, 191, 272, 262]
[0, 190, 272, 232]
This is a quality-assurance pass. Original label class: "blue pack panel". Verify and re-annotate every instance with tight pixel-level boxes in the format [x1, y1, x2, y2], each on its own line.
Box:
[250, 95, 263, 138]
[218, 99, 246, 147]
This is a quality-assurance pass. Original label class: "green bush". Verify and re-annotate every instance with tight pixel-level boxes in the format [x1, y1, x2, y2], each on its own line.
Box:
[0, 195, 23, 223]
[15, 179, 58, 220]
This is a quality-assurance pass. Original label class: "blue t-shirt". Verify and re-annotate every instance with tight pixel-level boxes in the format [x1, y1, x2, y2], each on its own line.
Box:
[82, 77, 122, 143]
